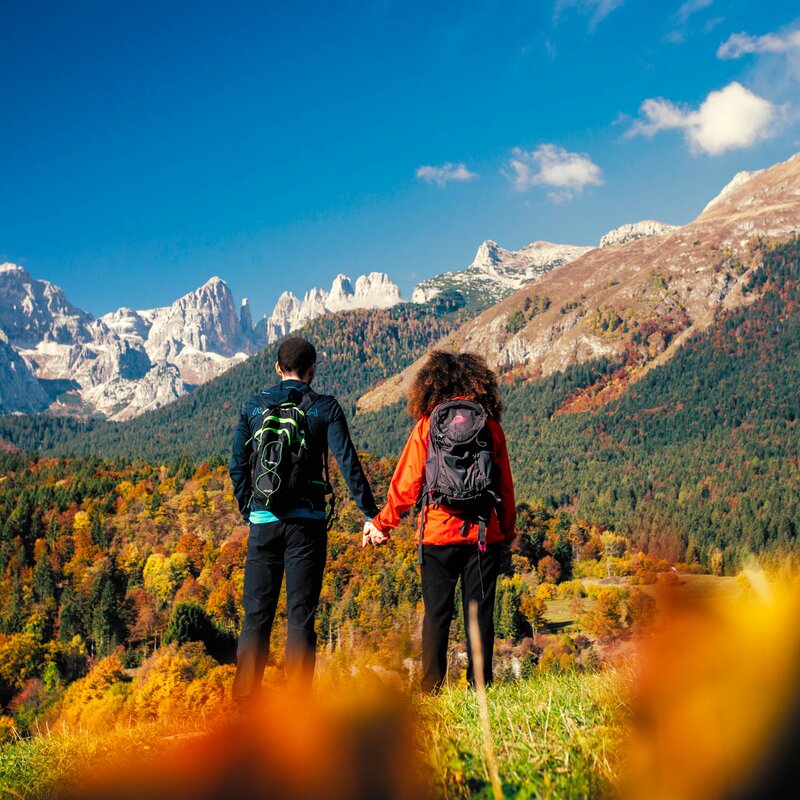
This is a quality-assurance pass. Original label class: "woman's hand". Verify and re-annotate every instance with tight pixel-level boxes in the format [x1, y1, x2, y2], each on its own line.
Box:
[361, 520, 391, 547]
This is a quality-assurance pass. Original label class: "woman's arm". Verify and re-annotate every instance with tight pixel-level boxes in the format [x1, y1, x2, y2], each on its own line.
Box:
[372, 419, 428, 533]
[489, 418, 517, 542]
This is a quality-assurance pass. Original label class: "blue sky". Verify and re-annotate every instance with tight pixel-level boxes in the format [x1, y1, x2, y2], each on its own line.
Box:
[1, 0, 798, 320]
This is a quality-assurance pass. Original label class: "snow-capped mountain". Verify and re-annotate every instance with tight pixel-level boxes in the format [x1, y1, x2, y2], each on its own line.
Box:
[0, 263, 95, 347]
[257, 271, 403, 343]
[599, 220, 677, 248]
[0, 265, 404, 420]
[0, 268, 254, 420]
[411, 239, 594, 309]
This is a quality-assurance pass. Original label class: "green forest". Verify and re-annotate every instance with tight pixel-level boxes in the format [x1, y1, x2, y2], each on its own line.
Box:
[2, 239, 799, 572]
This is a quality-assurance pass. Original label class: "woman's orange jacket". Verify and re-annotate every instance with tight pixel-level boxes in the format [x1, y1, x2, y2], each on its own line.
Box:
[371, 415, 517, 546]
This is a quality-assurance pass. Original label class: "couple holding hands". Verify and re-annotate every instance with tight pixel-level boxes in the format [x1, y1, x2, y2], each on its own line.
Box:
[229, 338, 516, 701]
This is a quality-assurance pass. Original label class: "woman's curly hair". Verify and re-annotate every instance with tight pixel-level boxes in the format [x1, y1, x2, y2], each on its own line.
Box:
[407, 350, 502, 420]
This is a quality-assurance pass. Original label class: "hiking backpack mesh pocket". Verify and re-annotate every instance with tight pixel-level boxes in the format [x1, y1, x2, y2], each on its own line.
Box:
[250, 394, 312, 511]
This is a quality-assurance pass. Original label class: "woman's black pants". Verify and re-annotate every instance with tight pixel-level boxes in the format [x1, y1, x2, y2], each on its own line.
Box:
[420, 542, 502, 693]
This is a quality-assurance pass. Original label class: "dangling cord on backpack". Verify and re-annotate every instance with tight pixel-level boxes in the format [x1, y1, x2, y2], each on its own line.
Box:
[477, 518, 487, 600]
[417, 500, 429, 565]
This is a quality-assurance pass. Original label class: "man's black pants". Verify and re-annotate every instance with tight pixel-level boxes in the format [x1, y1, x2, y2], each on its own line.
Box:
[232, 519, 327, 701]
[420, 542, 502, 693]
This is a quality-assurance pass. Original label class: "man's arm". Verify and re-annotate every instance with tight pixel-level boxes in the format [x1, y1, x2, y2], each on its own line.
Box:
[326, 399, 380, 518]
[229, 404, 252, 521]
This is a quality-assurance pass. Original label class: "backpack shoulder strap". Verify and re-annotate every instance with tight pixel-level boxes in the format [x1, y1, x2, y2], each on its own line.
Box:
[299, 388, 322, 411]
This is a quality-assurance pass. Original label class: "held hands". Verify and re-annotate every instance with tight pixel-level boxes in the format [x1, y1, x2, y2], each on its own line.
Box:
[361, 520, 390, 548]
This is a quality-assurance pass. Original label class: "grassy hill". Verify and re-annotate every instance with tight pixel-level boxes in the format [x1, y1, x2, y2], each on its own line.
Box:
[0, 668, 626, 800]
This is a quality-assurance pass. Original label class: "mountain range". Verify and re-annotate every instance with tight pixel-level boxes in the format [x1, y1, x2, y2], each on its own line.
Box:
[0, 267, 406, 420]
[3, 153, 798, 429]
[0, 218, 673, 421]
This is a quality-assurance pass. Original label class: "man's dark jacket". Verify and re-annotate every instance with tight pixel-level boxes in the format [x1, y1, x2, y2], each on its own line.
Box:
[229, 379, 379, 521]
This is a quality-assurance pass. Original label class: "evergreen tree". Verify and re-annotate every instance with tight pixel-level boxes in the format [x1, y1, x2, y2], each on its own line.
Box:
[58, 583, 85, 642]
[32, 548, 56, 602]
[554, 534, 573, 580]
[2, 574, 24, 634]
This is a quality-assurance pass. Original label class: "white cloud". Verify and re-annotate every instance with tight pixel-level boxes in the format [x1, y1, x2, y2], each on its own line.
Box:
[718, 29, 800, 59]
[415, 162, 477, 186]
[554, 0, 624, 31]
[627, 81, 777, 156]
[506, 144, 603, 201]
[675, 0, 713, 25]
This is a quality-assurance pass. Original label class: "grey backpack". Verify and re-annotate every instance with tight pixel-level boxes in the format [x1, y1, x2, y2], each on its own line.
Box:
[418, 399, 499, 561]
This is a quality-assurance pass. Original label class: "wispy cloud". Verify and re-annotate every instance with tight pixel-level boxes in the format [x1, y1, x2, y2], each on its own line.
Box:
[415, 162, 478, 186]
[716, 25, 800, 108]
[675, 0, 713, 25]
[505, 144, 603, 202]
[627, 81, 778, 156]
[718, 28, 800, 59]
[554, 0, 624, 32]
[666, 1, 717, 45]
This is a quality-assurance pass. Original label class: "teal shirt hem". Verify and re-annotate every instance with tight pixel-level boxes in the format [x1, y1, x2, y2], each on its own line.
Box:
[249, 508, 326, 524]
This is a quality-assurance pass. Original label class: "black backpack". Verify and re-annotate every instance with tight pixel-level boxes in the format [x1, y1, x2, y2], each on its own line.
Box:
[418, 399, 499, 562]
[250, 388, 334, 522]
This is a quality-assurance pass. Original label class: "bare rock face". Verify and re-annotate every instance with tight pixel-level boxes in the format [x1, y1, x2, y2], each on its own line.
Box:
[82, 363, 187, 421]
[410, 240, 593, 308]
[0, 263, 95, 347]
[0, 259, 405, 419]
[0, 331, 49, 413]
[600, 220, 678, 248]
[1, 267, 253, 419]
[358, 151, 800, 414]
[145, 277, 243, 360]
[240, 298, 253, 337]
[99, 307, 151, 345]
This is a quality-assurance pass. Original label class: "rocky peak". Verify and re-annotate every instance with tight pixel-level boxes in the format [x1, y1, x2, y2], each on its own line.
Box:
[240, 297, 253, 335]
[0, 262, 95, 347]
[146, 277, 242, 358]
[411, 238, 593, 309]
[600, 220, 677, 248]
[472, 240, 502, 271]
[261, 271, 403, 343]
[353, 271, 403, 306]
[701, 170, 762, 215]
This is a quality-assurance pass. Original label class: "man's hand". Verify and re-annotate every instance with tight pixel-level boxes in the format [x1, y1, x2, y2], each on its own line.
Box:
[361, 520, 390, 548]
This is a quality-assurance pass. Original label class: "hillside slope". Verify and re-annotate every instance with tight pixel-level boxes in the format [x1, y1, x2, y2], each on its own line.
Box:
[358, 152, 800, 413]
[353, 238, 800, 566]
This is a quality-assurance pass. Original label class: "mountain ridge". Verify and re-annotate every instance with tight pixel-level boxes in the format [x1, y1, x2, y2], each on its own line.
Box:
[357, 152, 800, 414]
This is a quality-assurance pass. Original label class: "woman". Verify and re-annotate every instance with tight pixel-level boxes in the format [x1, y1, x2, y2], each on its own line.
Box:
[366, 350, 516, 692]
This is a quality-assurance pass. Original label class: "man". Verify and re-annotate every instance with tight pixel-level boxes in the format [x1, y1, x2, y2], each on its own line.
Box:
[229, 336, 379, 699]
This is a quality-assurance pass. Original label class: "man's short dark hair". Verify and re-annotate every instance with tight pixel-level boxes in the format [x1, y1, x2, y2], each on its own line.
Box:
[277, 337, 317, 375]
